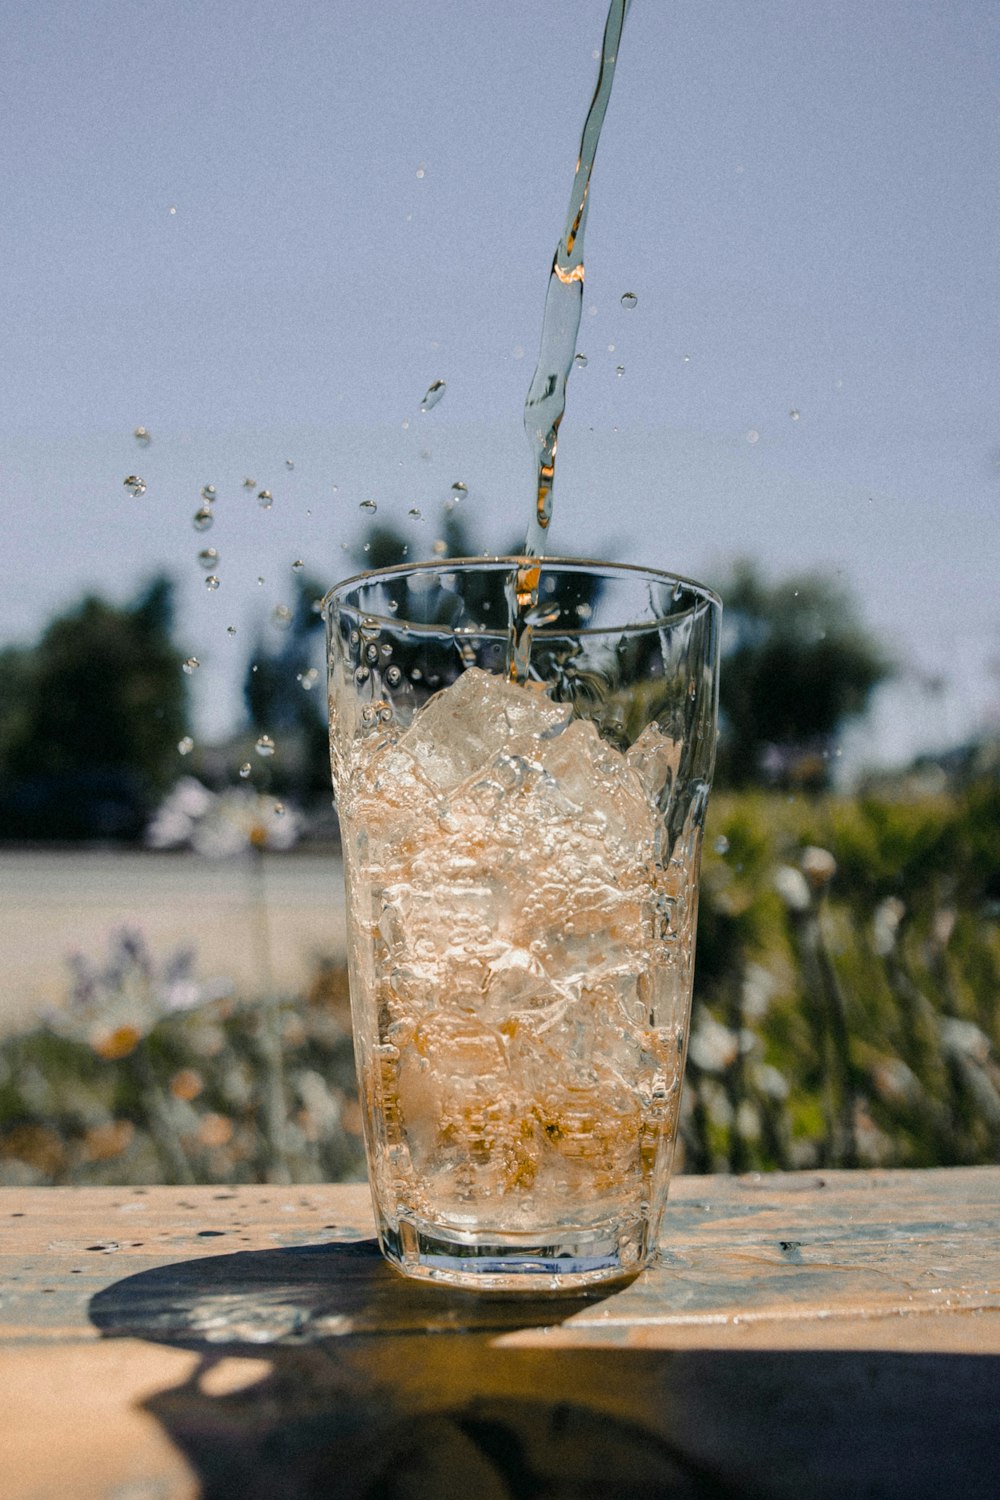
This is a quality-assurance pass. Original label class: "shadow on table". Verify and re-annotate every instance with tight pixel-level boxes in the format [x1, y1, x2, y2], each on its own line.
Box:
[90, 1237, 1000, 1500]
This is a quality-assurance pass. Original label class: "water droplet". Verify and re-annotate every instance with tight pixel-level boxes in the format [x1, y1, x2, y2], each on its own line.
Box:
[226, 624, 237, 636]
[354, 665, 370, 684]
[682, 353, 691, 363]
[789, 409, 801, 421]
[272, 604, 292, 629]
[291, 559, 305, 573]
[450, 481, 468, 499]
[192, 507, 214, 532]
[182, 657, 200, 675]
[620, 291, 638, 310]
[168, 205, 177, 215]
[300, 667, 319, 691]
[746, 429, 760, 445]
[200, 484, 217, 502]
[432, 538, 447, 556]
[133, 426, 151, 445]
[198, 548, 219, 570]
[123, 475, 146, 498]
[255, 735, 276, 758]
[573, 353, 588, 369]
[420, 379, 446, 411]
[257, 489, 273, 509]
[239, 762, 252, 779]
[243, 476, 256, 489]
[365, 643, 379, 665]
[616, 365, 625, 377]
[407, 506, 422, 519]
[385, 665, 402, 688]
[415, 163, 426, 179]
[257, 576, 265, 586]
[205, 575, 220, 591]
[178, 737, 194, 756]
[285, 458, 295, 469]
[714, 835, 730, 855]
[359, 499, 377, 512]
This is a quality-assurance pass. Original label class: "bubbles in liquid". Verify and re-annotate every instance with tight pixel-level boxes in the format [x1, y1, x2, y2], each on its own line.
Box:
[243, 477, 256, 489]
[133, 426, 151, 445]
[285, 458, 295, 469]
[177, 737, 194, 756]
[359, 499, 377, 512]
[239, 762, 252, 779]
[432, 538, 447, 556]
[257, 576, 265, 586]
[573, 353, 588, 369]
[450, 481, 468, 499]
[226, 624, 237, 636]
[274, 802, 285, 817]
[123, 475, 146, 497]
[291, 559, 305, 572]
[420, 379, 446, 411]
[385, 665, 402, 688]
[415, 163, 426, 179]
[407, 507, 422, 519]
[182, 657, 200, 675]
[616, 365, 625, 377]
[714, 835, 731, 855]
[205, 575, 220, 591]
[257, 489, 273, 509]
[272, 604, 292, 629]
[192, 507, 214, 532]
[200, 484, 217, 502]
[299, 667, 319, 691]
[198, 548, 219, 569]
[746, 429, 760, 445]
[789, 409, 801, 421]
[255, 735, 276, 758]
[620, 291, 638, 310]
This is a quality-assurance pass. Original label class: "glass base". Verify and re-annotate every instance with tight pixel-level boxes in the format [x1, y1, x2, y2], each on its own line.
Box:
[378, 1212, 651, 1291]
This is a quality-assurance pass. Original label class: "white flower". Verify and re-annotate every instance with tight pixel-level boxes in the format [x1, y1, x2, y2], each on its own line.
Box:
[146, 779, 301, 856]
[774, 864, 811, 912]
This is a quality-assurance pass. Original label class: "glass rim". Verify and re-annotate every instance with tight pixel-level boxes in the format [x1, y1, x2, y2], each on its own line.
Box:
[323, 555, 722, 624]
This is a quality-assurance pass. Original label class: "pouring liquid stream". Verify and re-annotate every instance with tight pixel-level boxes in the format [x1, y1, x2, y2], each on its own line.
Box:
[507, 0, 631, 681]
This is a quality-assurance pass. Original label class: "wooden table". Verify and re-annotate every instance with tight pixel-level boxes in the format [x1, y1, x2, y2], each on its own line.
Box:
[3, 1168, 999, 1498]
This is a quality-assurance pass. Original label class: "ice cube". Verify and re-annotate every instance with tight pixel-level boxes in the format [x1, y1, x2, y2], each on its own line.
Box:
[398, 666, 570, 792]
[395, 1012, 538, 1202]
[626, 721, 682, 807]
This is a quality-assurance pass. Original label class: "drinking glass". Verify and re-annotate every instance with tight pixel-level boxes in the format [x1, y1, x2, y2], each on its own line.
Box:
[325, 558, 720, 1289]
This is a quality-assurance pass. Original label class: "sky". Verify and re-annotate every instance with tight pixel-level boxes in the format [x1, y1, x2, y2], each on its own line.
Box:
[2, 0, 998, 772]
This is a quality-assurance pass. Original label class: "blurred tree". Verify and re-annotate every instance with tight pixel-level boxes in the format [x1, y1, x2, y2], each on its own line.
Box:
[242, 574, 329, 799]
[0, 576, 189, 840]
[714, 560, 892, 789]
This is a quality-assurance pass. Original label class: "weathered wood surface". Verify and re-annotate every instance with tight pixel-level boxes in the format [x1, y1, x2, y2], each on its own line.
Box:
[3, 1169, 1000, 1498]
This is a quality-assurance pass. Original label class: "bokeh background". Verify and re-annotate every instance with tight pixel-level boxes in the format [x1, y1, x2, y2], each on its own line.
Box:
[1, 0, 998, 1185]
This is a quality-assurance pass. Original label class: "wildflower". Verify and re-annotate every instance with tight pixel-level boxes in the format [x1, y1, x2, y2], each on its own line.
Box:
[774, 864, 811, 912]
[146, 777, 301, 857]
[800, 845, 837, 892]
[873, 896, 906, 956]
[52, 928, 227, 1058]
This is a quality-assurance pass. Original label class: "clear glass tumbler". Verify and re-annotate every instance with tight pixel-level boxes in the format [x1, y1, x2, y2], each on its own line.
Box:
[325, 558, 720, 1289]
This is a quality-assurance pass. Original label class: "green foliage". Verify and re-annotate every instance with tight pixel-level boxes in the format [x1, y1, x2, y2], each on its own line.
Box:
[0, 576, 190, 840]
[714, 559, 892, 788]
